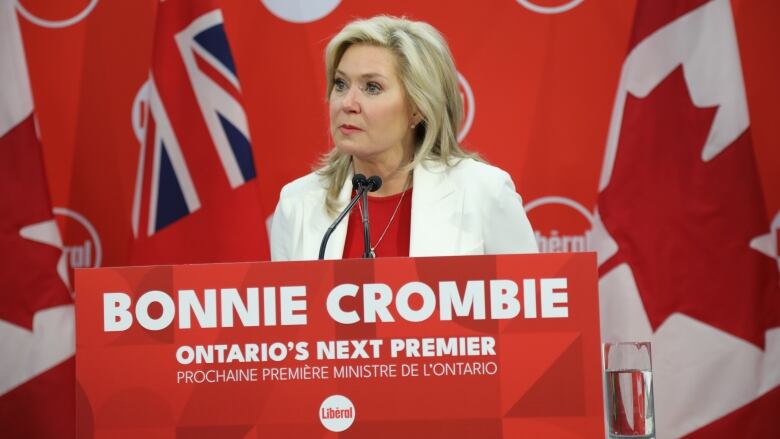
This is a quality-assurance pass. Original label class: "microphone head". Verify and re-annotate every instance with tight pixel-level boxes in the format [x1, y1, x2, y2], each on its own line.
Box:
[367, 176, 383, 192]
[352, 174, 367, 189]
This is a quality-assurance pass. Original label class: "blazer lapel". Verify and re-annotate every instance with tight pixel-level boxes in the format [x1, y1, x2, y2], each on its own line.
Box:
[301, 173, 353, 260]
[409, 161, 463, 257]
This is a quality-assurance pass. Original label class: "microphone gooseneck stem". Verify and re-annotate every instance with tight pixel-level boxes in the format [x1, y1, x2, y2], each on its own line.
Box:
[318, 180, 366, 260]
[361, 188, 372, 259]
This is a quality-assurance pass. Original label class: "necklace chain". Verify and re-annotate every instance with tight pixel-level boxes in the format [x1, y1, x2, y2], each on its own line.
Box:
[357, 172, 412, 257]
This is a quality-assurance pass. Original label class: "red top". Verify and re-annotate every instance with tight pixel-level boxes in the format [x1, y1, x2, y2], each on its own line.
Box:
[342, 188, 413, 259]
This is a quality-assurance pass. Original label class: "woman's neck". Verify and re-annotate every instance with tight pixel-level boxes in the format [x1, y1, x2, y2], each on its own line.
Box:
[353, 154, 412, 197]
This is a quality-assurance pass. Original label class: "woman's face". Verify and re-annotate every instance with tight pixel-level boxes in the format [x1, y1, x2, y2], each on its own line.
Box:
[329, 44, 416, 164]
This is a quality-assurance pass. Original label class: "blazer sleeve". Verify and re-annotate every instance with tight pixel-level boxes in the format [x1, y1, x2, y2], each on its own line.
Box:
[270, 191, 293, 262]
[483, 171, 539, 254]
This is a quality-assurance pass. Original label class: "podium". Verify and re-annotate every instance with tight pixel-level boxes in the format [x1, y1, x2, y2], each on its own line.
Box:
[76, 252, 605, 438]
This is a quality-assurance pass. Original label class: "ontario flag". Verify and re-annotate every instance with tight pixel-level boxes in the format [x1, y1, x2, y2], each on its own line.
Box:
[131, 0, 268, 264]
[0, 1, 76, 438]
[595, 0, 780, 437]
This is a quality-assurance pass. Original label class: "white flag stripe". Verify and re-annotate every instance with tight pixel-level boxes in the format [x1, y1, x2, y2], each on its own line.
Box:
[0, 0, 33, 136]
[0, 305, 75, 395]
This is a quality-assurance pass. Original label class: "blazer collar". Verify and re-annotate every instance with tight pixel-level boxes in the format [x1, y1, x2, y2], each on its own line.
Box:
[409, 160, 463, 257]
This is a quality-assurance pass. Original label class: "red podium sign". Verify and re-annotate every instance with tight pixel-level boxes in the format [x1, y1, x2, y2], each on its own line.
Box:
[76, 253, 604, 438]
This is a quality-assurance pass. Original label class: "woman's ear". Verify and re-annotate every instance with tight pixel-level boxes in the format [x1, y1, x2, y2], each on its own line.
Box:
[410, 111, 422, 127]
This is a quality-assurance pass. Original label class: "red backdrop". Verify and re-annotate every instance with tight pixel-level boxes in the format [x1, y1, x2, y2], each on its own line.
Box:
[8, 0, 779, 437]
[19, 0, 778, 269]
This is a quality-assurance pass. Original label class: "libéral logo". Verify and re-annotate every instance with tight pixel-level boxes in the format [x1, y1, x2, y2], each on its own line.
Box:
[457, 71, 474, 143]
[516, 0, 585, 15]
[53, 207, 102, 291]
[319, 394, 355, 432]
[261, 0, 341, 23]
[524, 196, 593, 253]
[15, 0, 98, 28]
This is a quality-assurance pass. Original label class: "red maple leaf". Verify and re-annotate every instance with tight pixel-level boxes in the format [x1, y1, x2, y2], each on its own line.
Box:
[0, 116, 72, 330]
[599, 66, 780, 348]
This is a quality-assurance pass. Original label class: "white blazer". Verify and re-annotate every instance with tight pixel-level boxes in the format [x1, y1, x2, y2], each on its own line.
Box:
[270, 158, 538, 261]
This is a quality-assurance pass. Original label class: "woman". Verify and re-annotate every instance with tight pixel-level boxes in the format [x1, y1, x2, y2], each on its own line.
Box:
[270, 15, 537, 261]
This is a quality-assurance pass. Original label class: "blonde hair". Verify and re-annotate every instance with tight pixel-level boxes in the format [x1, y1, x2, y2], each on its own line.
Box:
[318, 15, 478, 215]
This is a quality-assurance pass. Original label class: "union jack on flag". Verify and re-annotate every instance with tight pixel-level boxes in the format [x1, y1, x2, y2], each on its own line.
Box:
[175, 10, 256, 188]
[132, 2, 255, 238]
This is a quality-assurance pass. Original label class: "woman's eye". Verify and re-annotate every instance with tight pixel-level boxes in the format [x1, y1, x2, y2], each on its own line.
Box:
[364, 82, 382, 95]
[333, 78, 347, 92]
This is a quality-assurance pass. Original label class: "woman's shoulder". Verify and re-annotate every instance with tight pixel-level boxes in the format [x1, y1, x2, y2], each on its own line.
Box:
[439, 157, 514, 189]
[278, 171, 328, 201]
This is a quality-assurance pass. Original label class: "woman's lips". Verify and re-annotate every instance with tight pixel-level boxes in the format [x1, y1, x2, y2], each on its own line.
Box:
[339, 124, 362, 134]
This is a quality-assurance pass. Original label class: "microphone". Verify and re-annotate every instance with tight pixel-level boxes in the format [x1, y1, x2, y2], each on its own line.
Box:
[318, 174, 368, 260]
[367, 176, 382, 192]
[352, 174, 368, 191]
[361, 176, 383, 259]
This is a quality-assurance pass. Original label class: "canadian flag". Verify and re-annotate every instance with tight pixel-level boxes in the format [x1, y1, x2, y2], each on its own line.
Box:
[595, 0, 780, 437]
[0, 1, 76, 438]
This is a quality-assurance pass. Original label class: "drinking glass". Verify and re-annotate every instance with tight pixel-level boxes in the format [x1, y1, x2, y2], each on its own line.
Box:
[603, 342, 655, 438]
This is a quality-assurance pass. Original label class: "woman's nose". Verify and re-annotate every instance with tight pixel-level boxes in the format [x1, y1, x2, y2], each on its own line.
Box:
[341, 86, 360, 112]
